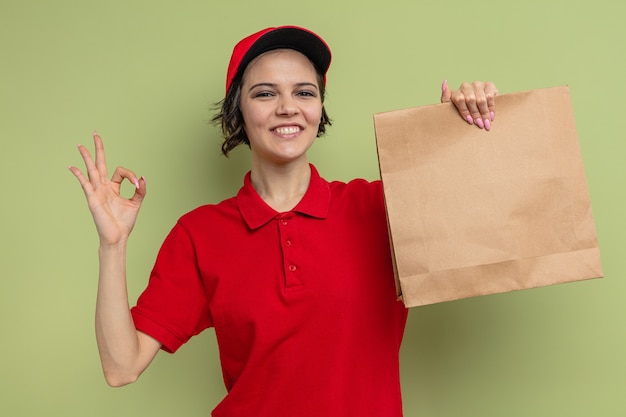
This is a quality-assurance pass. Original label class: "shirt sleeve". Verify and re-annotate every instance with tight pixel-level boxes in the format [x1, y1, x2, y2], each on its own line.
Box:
[131, 221, 212, 353]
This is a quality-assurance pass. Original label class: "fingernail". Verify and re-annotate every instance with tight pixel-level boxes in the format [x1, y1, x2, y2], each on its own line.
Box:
[484, 118, 491, 131]
[476, 118, 484, 129]
[133, 179, 140, 189]
[466, 115, 474, 125]
[93, 130, 98, 136]
[140, 175, 146, 184]
[490, 111, 495, 121]
[442, 79, 448, 92]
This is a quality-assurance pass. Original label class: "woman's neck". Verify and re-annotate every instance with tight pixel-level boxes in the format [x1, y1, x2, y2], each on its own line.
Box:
[250, 158, 312, 213]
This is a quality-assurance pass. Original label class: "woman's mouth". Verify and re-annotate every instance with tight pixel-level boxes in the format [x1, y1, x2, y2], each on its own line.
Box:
[273, 126, 301, 135]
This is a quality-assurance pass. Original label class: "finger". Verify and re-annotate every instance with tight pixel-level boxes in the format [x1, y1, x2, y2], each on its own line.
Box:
[110, 168, 147, 206]
[130, 175, 147, 205]
[76, 143, 102, 186]
[460, 82, 486, 129]
[111, 166, 141, 191]
[484, 82, 499, 121]
[93, 131, 109, 182]
[472, 86, 492, 131]
[440, 79, 451, 103]
[472, 81, 499, 130]
[450, 86, 475, 126]
[68, 165, 95, 199]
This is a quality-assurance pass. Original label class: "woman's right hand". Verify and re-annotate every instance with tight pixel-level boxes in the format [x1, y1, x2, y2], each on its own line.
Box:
[69, 132, 146, 246]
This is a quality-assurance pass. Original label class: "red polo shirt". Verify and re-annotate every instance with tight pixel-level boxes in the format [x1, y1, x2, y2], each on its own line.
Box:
[131, 164, 408, 417]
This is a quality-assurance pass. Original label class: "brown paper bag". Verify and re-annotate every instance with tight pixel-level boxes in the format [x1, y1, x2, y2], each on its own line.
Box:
[374, 86, 603, 307]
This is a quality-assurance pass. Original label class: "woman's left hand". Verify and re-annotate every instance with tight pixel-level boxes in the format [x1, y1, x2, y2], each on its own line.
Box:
[441, 80, 499, 131]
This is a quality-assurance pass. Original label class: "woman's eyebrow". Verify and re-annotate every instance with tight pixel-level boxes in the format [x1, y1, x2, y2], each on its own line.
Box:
[295, 82, 319, 90]
[248, 82, 319, 92]
[248, 82, 277, 92]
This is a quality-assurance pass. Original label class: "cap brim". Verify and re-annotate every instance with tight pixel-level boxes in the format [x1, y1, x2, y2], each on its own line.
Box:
[236, 27, 331, 80]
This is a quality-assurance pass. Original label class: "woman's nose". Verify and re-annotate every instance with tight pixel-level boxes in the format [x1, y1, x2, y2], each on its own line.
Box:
[276, 96, 298, 116]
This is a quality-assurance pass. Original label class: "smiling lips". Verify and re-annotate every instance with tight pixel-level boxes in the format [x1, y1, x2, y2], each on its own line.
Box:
[273, 126, 301, 135]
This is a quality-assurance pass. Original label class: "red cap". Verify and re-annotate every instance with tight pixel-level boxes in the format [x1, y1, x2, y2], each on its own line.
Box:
[225, 26, 332, 94]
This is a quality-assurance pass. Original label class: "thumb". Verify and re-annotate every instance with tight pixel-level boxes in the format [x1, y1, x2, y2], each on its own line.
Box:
[440, 79, 451, 103]
[130, 176, 147, 205]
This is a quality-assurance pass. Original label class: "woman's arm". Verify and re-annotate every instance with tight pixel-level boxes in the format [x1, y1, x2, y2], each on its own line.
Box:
[69, 132, 161, 387]
[95, 241, 161, 387]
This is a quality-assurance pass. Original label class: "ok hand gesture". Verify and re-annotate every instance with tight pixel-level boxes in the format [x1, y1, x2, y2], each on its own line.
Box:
[69, 132, 146, 247]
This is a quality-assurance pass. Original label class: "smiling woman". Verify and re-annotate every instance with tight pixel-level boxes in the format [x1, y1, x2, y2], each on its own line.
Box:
[215, 27, 333, 158]
[69, 25, 498, 417]
[241, 50, 323, 164]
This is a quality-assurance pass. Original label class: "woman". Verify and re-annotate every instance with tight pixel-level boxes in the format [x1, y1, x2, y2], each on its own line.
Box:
[69, 26, 497, 417]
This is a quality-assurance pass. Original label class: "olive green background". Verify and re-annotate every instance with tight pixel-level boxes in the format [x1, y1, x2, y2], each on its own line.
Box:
[1, 0, 624, 416]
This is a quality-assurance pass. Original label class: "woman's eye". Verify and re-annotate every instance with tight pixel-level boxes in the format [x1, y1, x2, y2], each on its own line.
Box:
[297, 90, 316, 97]
[254, 91, 274, 98]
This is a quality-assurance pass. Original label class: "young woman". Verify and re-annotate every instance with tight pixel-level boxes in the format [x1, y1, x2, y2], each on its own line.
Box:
[70, 26, 497, 417]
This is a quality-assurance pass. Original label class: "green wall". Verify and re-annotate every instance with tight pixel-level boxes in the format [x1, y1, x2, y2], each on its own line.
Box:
[1, 0, 624, 416]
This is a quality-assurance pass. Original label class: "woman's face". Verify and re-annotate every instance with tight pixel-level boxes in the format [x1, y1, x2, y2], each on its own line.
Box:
[239, 49, 323, 166]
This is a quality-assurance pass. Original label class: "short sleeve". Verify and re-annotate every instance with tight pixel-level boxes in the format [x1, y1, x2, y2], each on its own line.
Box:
[131, 221, 212, 353]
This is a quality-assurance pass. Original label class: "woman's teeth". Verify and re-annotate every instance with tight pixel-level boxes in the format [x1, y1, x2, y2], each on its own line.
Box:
[274, 126, 300, 135]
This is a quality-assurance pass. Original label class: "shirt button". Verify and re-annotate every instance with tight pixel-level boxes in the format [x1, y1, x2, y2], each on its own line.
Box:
[280, 219, 288, 226]
[288, 265, 297, 272]
[285, 240, 292, 247]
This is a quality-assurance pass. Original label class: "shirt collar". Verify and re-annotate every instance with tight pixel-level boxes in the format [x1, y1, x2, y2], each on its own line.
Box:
[237, 164, 331, 230]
